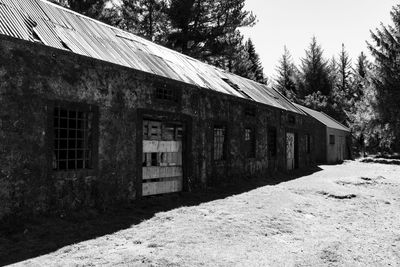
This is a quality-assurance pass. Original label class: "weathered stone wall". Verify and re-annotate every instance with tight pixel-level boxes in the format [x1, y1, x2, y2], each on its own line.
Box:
[0, 36, 319, 220]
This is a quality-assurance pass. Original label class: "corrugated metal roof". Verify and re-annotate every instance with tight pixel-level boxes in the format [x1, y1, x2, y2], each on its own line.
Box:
[293, 103, 350, 132]
[0, 0, 303, 114]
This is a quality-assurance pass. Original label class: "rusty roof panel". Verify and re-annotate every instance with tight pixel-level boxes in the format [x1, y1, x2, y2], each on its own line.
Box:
[0, 0, 303, 114]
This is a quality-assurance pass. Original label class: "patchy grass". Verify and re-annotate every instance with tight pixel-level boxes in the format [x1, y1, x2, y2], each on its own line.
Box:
[361, 157, 400, 165]
[0, 167, 318, 266]
[4, 161, 400, 266]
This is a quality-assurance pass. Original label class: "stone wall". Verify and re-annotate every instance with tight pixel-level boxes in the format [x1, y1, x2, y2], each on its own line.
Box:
[0, 36, 319, 220]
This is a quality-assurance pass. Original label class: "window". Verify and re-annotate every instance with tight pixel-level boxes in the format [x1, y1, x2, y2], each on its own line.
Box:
[213, 126, 226, 161]
[244, 107, 256, 117]
[305, 134, 311, 153]
[154, 84, 179, 102]
[288, 115, 296, 124]
[143, 121, 182, 141]
[142, 120, 183, 168]
[268, 127, 277, 157]
[52, 104, 96, 171]
[329, 134, 335, 145]
[244, 127, 256, 158]
[143, 120, 162, 140]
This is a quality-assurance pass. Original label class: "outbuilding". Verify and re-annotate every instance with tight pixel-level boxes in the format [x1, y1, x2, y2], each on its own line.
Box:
[294, 104, 351, 164]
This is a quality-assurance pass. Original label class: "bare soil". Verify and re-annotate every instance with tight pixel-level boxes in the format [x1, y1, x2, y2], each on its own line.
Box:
[4, 161, 400, 266]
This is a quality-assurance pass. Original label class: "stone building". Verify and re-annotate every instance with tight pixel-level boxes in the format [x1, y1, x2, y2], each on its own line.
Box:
[0, 0, 323, 220]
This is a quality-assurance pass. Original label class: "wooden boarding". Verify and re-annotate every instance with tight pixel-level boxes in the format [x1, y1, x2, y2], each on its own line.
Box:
[142, 178, 183, 196]
[142, 166, 182, 180]
[143, 140, 182, 153]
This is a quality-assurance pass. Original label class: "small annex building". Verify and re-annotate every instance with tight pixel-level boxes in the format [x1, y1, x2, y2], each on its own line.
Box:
[294, 104, 351, 164]
[0, 0, 323, 220]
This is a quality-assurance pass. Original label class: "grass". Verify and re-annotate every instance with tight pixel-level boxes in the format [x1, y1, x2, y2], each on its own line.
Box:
[0, 167, 320, 266]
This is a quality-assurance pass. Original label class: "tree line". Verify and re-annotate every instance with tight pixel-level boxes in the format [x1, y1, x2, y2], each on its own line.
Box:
[274, 4, 400, 154]
[49, 0, 266, 84]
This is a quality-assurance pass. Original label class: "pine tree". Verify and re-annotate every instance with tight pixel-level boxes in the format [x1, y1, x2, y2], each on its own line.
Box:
[336, 44, 352, 95]
[274, 46, 297, 100]
[353, 52, 369, 100]
[245, 39, 265, 84]
[166, 0, 255, 60]
[120, 0, 169, 43]
[330, 44, 353, 124]
[367, 4, 400, 150]
[222, 31, 251, 75]
[298, 37, 331, 98]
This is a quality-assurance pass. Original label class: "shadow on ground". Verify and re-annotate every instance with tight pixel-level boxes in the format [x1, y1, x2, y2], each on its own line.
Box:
[0, 166, 321, 266]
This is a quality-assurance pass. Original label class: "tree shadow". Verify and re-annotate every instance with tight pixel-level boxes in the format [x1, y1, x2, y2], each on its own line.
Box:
[0, 166, 322, 266]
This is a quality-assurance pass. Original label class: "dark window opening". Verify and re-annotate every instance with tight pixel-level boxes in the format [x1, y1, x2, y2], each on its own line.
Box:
[214, 126, 226, 161]
[143, 120, 161, 140]
[329, 134, 335, 145]
[288, 115, 296, 124]
[53, 105, 94, 171]
[268, 127, 277, 157]
[306, 134, 311, 153]
[244, 127, 256, 158]
[155, 84, 179, 102]
[151, 152, 158, 166]
[143, 120, 183, 141]
[244, 107, 256, 117]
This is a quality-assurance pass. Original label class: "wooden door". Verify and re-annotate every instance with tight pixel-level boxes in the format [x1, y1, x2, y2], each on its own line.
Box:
[142, 120, 183, 196]
[286, 132, 295, 170]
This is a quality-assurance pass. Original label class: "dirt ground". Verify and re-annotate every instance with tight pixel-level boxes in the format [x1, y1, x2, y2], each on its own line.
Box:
[6, 161, 400, 266]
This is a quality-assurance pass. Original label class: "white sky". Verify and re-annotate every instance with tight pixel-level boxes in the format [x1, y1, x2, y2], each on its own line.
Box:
[241, 0, 396, 79]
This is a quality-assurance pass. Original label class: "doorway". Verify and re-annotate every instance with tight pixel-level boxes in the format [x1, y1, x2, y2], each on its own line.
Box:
[142, 120, 183, 196]
[286, 132, 295, 170]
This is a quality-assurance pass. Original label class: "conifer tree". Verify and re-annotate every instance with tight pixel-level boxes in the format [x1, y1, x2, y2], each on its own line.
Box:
[120, 0, 169, 43]
[331, 44, 353, 124]
[274, 46, 297, 100]
[166, 0, 255, 60]
[298, 37, 331, 98]
[336, 44, 353, 95]
[367, 4, 400, 150]
[245, 39, 265, 84]
[353, 52, 369, 100]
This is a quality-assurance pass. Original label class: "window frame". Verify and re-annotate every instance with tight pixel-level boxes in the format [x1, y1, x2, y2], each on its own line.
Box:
[329, 134, 335, 145]
[154, 82, 181, 104]
[244, 106, 257, 117]
[48, 100, 99, 174]
[244, 126, 256, 159]
[267, 126, 278, 158]
[305, 134, 312, 154]
[288, 114, 296, 125]
[212, 123, 228, 162]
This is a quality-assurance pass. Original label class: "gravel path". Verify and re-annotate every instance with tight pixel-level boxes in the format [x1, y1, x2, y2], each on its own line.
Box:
[13, 161, 400, 266]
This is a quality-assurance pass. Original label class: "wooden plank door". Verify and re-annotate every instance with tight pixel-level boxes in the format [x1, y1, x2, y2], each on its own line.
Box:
[142, 120, 183, 196]
[286, 132, 295, 170]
